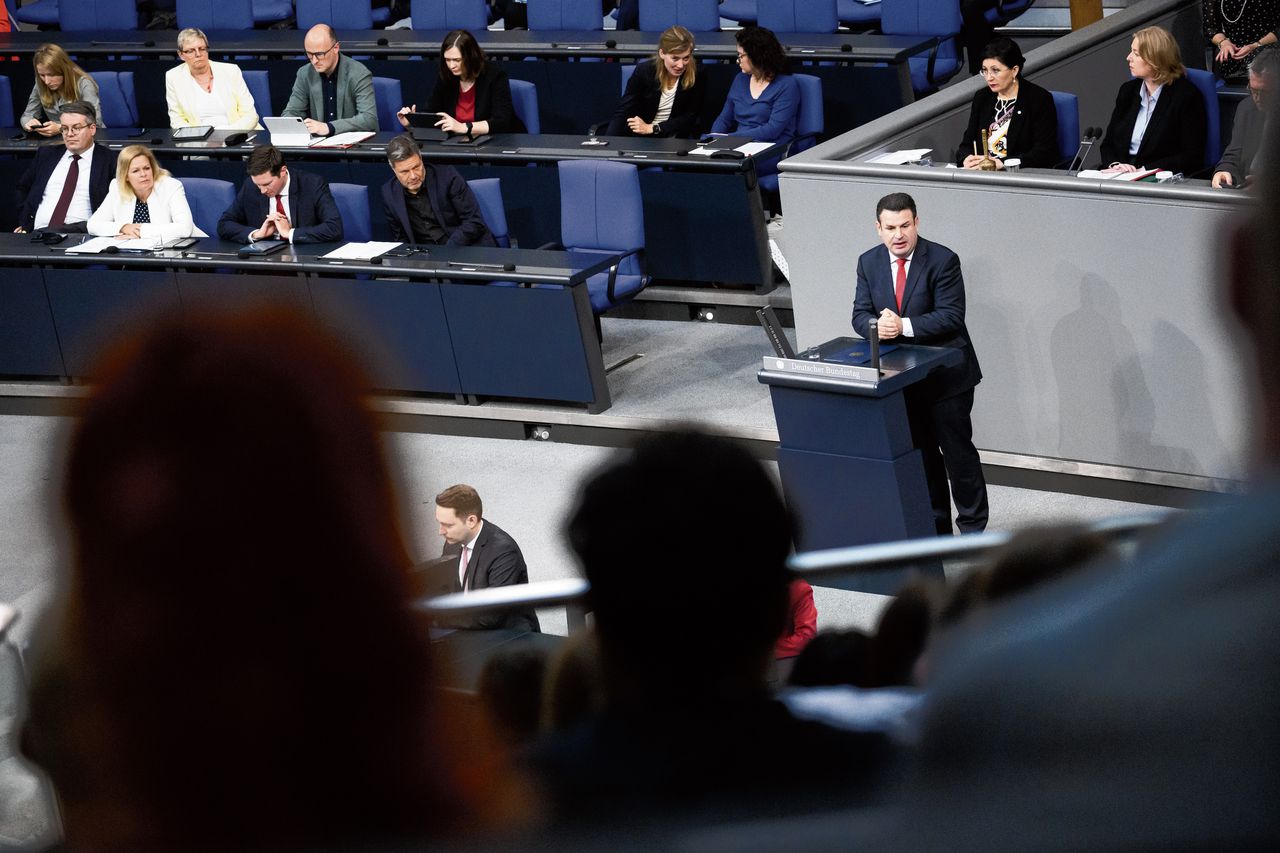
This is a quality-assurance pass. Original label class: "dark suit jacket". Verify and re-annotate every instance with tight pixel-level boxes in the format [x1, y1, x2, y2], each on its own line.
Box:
[16, 143, 117, 232]
[427, 64, 525, 134]
[606, 59, 706, 138]
[852, 236, 982, 401]
[1216, 96, 1268, 185]
[440, 520, 539, 633]
[216, 168, 343, 244]
[1098, 75, 1207, 175]
[955, 79, 1060, 168]
[380, 163, 496, 247]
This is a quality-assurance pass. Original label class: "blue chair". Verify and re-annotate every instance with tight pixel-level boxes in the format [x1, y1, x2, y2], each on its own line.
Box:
[718, 0, 757, 25]
[330, 183, 372, 243]
[468, 178, 510, 248]
[95, 71, 139, 128]
[510, 79, 540, 134]
[1050, 90, 1079, 166]
[758, 73, 822, 193]
[759, 0, 837, 33]
[620, 63, 636, 94]
[984, 0, 1035, 27]
[1185, 67, 1221, 171]
[61, 0, 138, 29]
[11, 0, 58, 27]
[410, 0, 488, 30]
[528, 0, 602, 30]
[881, 0, 964, 95]
[297, 0, 376, 29]
[243, 70, 272, 118]
[373, 76, 403, 132]
[837, 0, 881, 28]
[180, 177, 235, 239]
[253, 0, 295, 25]
[0, 76, 14, 128]
[638, 0, 720, 33]
[176, 0, 254, 28]
[557, 160, 648, 314]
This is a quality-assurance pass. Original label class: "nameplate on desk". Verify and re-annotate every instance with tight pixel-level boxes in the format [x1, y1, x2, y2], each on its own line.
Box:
[762, 356, 879, 384]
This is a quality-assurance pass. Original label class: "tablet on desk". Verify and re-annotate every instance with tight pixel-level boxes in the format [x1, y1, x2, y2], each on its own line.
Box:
[172, 125, 213, 141]
[262, 116, 317, 147]
[403, 112, 450, 142]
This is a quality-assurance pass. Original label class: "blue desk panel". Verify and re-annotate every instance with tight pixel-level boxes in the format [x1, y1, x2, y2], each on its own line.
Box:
[0, 268, 64, 378]
[44, 269, 181, 379]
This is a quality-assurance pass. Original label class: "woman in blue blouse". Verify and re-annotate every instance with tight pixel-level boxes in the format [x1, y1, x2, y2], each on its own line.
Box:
[711, 26, 799, 156]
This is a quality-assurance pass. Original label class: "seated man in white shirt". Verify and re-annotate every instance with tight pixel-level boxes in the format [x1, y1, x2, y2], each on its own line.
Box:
[165, 28, 261, 131]
[15, 101, 118, 233]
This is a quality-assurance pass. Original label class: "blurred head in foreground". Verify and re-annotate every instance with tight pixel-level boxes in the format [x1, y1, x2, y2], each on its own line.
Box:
[26, 308, 473, 849]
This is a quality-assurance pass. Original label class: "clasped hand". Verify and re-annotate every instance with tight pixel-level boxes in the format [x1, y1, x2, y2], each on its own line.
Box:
[117, 223, 143, 239]
[255, 210, 292, 240]
[877, 308, 903, 340]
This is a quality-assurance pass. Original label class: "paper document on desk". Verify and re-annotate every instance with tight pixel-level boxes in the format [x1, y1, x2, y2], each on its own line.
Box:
[322, 241, 402, 260]
[865, 149, 932, 164]
[689, 141, 776, 156]
[1076, 168, 1160, 181]
[64, 236, 165, 253]
[309, 131, 375, 149]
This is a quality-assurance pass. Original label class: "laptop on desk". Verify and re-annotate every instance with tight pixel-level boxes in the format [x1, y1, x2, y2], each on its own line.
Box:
[263, 116, 317, 147]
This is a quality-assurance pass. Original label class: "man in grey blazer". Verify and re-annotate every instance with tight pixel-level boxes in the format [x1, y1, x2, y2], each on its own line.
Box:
[281, 24, 377, 137]
[1213, 49, 1276, 188]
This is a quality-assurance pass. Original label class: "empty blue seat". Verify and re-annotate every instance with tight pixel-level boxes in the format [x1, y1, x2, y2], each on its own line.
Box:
[372, 76, 404, 132]
[759, 73, 823, 193]
[243, 70, 272, 118]
[252, 0, 294, 25]
[180, 177, 236, 239]
[527, 0, 603, 30]
[61, 0, 139, 29]
[467, 178, 510, 248]
[330, 183, 372, 243]
[297, 0, 374, 29]
[11, 0, 59, 27]
[1185, 67, 1221, 170]
[510, 79, 540, 135]
[882, 0, 964, 95]
[95, 71, 139, 128]
[638, 0, 720, 33]
[759, 0, 837, 33]
[1050, 90, 1079, 166]
[0, 76, 14, 129]
[558, 159, 648, 314]
[718, 0, 757, 25]
[837, 0, 881, 28]
[410, 0, 488, 30]
[177, 0, 253, 29]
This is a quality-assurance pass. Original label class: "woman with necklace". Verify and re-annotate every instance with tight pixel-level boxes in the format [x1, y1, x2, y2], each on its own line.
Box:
[956, 38, 1059, 170]
[1203, 0, 1279, 82]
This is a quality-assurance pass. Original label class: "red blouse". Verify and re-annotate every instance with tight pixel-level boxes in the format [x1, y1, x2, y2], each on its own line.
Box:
[455, 86, 476, 123]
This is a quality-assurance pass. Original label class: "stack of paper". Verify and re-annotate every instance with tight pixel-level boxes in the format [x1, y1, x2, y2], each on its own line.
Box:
[321, 241, 403, 260]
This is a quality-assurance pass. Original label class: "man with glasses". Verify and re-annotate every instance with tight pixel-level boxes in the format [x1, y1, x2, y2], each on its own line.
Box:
[281, 24, 377, 138]
[1213, 50, 1277, 188]
[165, 27, 261, 131]
[14, 101, 116, 233]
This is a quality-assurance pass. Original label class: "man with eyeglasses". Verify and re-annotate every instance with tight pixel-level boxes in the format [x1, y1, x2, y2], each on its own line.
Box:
[14, 101, 117, 234]
[165, 27, 261, 131]
[281, 24, 377, 138]
[1213, 49, 1277, 188]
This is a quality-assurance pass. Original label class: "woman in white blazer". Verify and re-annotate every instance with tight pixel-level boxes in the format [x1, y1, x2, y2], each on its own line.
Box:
[88, 145, 205, 240]
[165, 27, 261, 130]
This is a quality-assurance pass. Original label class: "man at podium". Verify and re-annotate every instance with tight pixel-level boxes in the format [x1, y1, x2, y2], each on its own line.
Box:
[852, 192, 989, 534]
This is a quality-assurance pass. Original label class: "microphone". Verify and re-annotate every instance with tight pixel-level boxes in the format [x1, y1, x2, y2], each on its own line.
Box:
[1067, 126, 1102, 174]
[868, 318, 880, 375]
[606, 39, 617, 48]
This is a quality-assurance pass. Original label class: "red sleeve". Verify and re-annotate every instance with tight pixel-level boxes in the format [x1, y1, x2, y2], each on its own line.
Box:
[775, 579, 818, 659]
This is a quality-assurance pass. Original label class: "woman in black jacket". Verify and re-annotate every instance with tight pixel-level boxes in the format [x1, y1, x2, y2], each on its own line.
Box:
[398, 29, 524, 137]
[607, 25, 705, 138]
[956, 38, 1059, 169]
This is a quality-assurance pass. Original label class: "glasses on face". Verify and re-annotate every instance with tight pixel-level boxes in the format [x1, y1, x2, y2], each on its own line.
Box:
[180, 45, 209, 56]
[306, 43, 337, 60]
[736, 53, 748, 61]
[979, 66, 1007, 77]
[61, 123, 92, 136]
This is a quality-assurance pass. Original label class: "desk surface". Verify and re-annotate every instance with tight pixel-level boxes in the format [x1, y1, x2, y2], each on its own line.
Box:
[0, 235, 615, 286]
[0, 28, 936, 63]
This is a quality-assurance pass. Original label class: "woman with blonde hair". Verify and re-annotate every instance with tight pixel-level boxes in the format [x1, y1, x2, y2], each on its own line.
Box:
[1099, 26, 1207, 175]
[21, 43, 104, 136]
[87, 144, 202, 241]
[607, 25, 705, 138]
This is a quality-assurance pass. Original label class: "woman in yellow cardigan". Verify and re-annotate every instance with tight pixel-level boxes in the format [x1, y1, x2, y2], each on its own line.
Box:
[165, 27, 261, 130]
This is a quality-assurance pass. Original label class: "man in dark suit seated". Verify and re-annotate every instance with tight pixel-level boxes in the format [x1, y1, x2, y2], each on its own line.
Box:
[216, 144, 343, 244]
[381, 134, 495, 247]
[14, 101, 117, 234]
[1213, 49, 1276, 188]
[430, 483, 538, 633]
[852, 192, 988, 535]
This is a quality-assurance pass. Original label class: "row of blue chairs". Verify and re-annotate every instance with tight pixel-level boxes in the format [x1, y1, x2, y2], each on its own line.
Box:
[179, 159, 647, 315]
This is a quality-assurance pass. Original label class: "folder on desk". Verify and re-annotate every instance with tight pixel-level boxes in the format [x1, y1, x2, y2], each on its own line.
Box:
[309, 131, 376, 149]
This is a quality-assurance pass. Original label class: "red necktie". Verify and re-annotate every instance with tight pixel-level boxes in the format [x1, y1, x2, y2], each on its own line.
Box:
[49, 153, 81, 229]
[274, 194, 286, 218]
[894, 257, 907, 313]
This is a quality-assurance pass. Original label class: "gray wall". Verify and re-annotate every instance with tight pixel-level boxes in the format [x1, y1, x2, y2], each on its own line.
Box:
[778, 0, 1252, 486]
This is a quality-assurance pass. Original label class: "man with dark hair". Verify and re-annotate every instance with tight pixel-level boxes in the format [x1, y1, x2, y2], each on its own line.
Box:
[530, 430, 887, 824]
[430, 484, 538, 632]
[381, 135, 495, 247]
[217, 144, 343, 244]
[852, 192, 988, 535]
[15, 101, 117, 233]
[282, 24, 377, 137]
[1213, 49, 1276, 188]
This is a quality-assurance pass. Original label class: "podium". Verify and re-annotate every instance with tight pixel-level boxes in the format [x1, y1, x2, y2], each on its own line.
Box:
[759, 337, 961, 594]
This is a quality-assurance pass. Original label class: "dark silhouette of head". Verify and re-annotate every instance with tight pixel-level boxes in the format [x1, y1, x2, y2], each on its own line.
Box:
[788, 629, 875, 688]
[566, 430, 793, 703]
[32, 308, 471, 848]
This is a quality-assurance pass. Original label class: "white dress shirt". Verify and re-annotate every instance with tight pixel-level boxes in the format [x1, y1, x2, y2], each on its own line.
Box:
[34, 145, 97, 230]
[1129, 82, 1164, 157]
